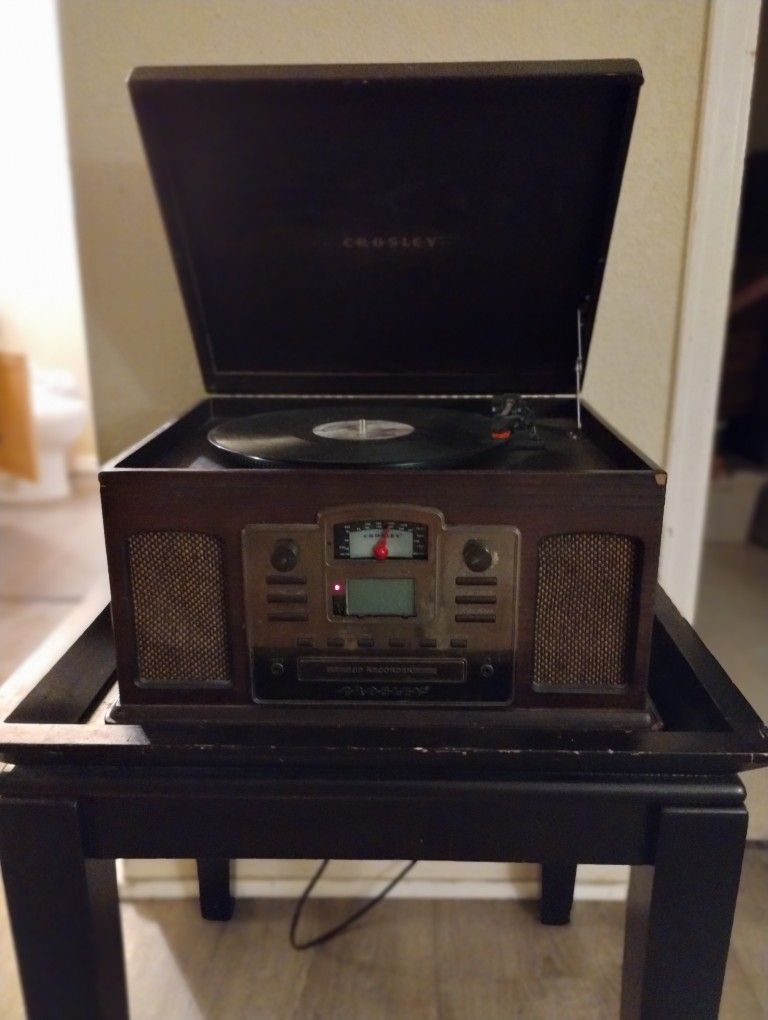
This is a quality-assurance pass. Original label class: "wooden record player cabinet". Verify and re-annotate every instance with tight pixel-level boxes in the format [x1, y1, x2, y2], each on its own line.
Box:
[102, 399, 664, 726]
[100, 60, 666, 725]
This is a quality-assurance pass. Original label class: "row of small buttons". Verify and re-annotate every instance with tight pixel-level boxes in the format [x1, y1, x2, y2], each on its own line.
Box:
[293, 636, 468, 650]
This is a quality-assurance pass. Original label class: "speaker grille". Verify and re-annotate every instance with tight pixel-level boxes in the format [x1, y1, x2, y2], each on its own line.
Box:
[533, 532, 640, 689]
[127, 531, 230, 686]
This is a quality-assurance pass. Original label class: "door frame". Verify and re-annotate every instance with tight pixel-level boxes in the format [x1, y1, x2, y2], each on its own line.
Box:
[659, 0, 762, 621]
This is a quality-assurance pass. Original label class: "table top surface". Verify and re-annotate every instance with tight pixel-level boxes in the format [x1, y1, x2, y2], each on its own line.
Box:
[0, 589, 766, 778]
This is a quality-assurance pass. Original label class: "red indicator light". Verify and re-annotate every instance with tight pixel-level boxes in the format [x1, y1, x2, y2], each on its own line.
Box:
[373, 525, 390, 560]
[333, 583, 344, 593]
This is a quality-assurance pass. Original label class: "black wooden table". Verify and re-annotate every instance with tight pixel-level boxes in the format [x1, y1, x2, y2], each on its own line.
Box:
[0, 591, 766, 1020]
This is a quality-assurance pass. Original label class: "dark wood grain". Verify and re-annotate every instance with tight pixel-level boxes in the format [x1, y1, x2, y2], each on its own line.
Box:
[0, 799, 128, 1020]
[621, 806, 748, 1020]
[540, 863, 578, 925]
[128, 62, 641, 398]
[196, 859, 234, 921]
[4, 607, 115, 724]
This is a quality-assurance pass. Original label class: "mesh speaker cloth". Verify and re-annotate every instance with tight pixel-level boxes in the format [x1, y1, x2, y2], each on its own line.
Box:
[127, 531, 230, 686]
[533, 533, 640, 689]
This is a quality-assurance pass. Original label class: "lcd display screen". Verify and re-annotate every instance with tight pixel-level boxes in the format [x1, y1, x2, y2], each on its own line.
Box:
[345, 578, 415, 617]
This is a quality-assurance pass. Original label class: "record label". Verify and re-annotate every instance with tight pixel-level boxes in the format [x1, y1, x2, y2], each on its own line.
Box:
[312, 419, 415, 442]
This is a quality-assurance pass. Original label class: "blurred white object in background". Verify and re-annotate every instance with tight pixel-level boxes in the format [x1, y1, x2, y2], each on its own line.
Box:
[704, 469, 768, 542]
[0, 365, 88, 503]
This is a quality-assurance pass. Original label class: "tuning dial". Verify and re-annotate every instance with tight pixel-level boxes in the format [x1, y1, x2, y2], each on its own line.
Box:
[462, 538, 494, 573]
[270, 539, 299, 573]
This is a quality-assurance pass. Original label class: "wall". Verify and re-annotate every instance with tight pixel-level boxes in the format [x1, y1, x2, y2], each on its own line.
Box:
[747, 2, 768, 153]
[58, 0, 709, 464]
[0, 0, 94, 459]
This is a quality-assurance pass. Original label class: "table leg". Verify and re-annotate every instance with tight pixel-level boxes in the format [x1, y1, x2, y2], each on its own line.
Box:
[196, 858, 235, 920]
[0, 798, 128, 1020]
[539, 863, 577, 924]
[620, 805, 747, 1020]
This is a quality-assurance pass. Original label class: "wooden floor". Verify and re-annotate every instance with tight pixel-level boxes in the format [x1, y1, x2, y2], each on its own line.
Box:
[0, 847, 765, 1019]
[0, 474, 107, 682]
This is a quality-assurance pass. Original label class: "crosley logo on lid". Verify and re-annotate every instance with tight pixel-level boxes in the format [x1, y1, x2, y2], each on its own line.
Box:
[342, 236, 442, 250]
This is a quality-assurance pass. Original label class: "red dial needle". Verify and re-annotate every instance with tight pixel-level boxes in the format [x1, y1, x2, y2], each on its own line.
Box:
[373, 526, 390, 560]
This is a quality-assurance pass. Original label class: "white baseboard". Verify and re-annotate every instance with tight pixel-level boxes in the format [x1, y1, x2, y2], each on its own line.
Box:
[120, 877, 629, 902]
[119, 861, 630, 902]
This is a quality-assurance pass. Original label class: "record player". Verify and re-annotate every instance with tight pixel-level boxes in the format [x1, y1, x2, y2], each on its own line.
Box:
[102, 60, 665, 727]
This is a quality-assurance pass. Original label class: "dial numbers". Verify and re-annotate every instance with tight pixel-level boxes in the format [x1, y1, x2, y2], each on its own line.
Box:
[333, 521, 428, 560]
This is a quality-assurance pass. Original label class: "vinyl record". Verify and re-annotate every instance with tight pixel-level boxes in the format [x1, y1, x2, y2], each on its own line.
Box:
[208, 404, 509, 467]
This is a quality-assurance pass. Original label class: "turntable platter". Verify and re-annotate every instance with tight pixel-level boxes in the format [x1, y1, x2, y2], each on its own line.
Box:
[208, 404, 510, 467]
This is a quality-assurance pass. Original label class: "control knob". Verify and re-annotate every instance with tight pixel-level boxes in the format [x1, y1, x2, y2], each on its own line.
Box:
[270, 539, 299, 573]
[462, 538, 494, 573]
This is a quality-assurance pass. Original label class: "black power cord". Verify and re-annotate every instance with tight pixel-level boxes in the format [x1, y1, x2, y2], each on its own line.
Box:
[289, 859, 418, 950]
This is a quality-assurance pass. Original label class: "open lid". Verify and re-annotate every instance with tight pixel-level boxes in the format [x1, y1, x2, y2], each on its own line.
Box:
[130, 61, 642, 396]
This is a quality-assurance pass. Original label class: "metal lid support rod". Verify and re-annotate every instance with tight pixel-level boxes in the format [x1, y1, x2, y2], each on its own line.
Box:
[575, 307, 586, 430]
